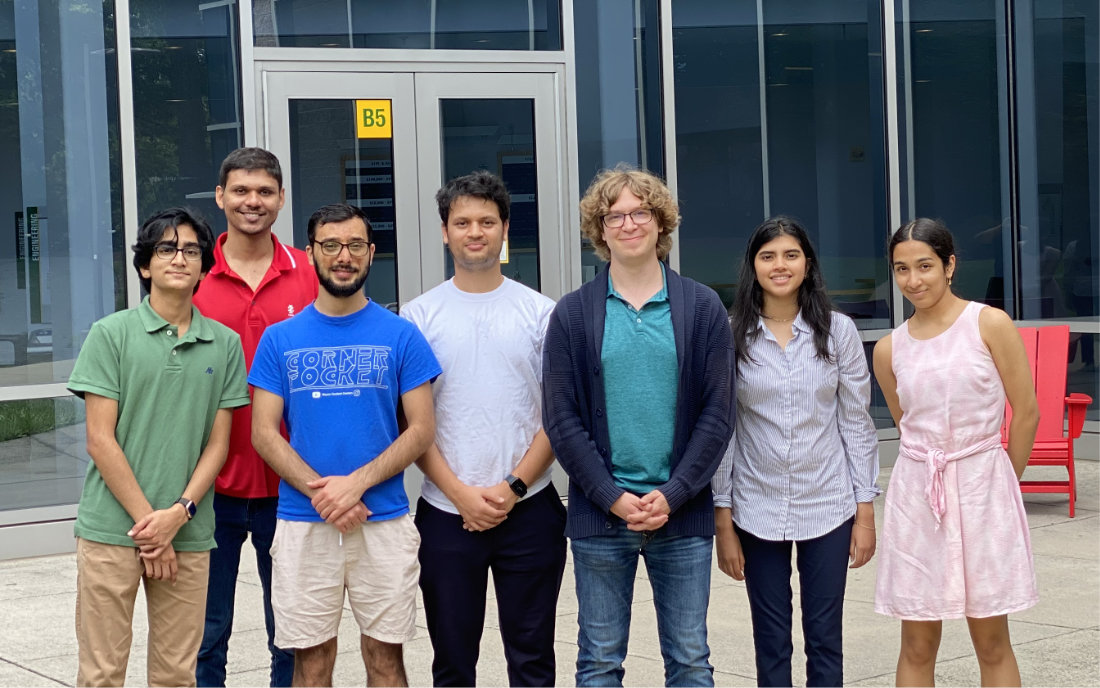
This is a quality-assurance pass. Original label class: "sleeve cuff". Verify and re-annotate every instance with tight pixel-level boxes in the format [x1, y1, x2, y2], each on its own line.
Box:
[854, 487, 882, 502]
[592, 479, 626, 513]
[659, 480, 690, 513]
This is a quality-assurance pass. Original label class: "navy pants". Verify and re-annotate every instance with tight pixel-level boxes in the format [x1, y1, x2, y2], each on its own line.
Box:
[415, 487, 567, 686]
[737, 518, 853, 687]
[196, 493, 294, 687]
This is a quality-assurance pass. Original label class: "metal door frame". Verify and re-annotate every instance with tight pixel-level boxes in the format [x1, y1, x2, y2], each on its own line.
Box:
[258, 61, 572, 304]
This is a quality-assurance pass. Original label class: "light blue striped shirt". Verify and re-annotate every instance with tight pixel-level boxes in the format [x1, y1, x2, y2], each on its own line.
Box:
[711, 311, 880, 541]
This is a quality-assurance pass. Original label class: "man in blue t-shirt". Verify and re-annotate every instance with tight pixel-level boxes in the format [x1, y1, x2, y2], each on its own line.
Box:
[249, 203, 440, 687]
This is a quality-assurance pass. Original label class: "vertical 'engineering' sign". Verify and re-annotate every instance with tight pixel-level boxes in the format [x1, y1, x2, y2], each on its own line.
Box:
[355, 100, 393, 139]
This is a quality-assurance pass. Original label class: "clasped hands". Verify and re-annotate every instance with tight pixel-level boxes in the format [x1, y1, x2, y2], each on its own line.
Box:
[454, 482, 518, 532]
[308, 474, 371, 533]
[611, 490, 669, 531]
[128, 506, 187, 582]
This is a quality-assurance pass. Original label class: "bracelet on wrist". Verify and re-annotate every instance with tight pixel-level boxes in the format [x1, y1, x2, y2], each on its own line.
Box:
[854, 521, 876, 530]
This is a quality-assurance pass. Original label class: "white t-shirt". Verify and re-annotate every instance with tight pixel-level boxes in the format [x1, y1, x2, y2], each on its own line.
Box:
[401, 277, 556, 514]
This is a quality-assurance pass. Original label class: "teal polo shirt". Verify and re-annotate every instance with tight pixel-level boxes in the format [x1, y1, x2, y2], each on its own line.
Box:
[602, 266, 678, 493]
[68, 296, 249, 551]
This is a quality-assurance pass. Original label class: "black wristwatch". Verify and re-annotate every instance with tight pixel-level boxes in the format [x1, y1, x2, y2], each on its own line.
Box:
[175, 497, 196, 520]
[506, 474, 528, 498]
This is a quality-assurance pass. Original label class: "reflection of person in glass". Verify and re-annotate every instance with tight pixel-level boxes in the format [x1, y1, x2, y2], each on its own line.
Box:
[1063, 238, 1096, 368]
[543, 166, 735, 687]
[68, 208, 249, 687]
[250, 204, 440, 687]
[194, 148, 318, 688]
[873, 218, 1039, 687]
[712, 216, 879, 687]
[402, 171, 567, 686]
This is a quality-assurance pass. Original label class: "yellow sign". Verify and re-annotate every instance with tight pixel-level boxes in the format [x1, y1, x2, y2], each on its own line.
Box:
[355, 100, 392, 139]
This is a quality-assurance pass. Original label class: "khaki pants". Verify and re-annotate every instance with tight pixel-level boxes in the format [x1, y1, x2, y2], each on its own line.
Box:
[75, 538, 210, 687]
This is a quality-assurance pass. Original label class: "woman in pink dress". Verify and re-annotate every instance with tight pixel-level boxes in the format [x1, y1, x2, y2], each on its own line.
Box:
[872, 218, 1039, 686]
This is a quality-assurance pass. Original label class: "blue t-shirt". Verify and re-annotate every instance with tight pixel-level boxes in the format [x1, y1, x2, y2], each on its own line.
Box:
[249, 301, 441, 521]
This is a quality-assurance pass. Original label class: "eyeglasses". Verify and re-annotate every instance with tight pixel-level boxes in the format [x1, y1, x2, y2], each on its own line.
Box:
[312, 239, 372, 257]
[602, 208, 654, 229]
[154, 243, 203, 261]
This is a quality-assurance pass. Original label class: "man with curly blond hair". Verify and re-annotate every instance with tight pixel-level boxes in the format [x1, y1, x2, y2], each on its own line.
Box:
[542, 165, 736, 686]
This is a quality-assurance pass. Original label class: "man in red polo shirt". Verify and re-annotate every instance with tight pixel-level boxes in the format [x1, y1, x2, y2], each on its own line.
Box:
[194, 147, 318, 687]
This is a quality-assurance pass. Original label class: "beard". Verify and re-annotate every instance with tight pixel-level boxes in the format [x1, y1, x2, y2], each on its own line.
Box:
[315, 261, 370, 298]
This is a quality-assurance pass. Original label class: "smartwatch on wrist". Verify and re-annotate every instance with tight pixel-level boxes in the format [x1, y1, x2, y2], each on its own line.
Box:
[506, 474, 528, 498]
[175, 497, 196, 521]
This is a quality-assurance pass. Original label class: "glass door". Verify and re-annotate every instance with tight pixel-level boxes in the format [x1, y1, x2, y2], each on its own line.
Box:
[263, 69, 565, 308]
[265, 72, 419, 311]
[413, 73, 563, 298]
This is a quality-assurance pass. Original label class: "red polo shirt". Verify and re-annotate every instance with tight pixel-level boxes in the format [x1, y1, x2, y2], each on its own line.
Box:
[194, 233, 318, 498]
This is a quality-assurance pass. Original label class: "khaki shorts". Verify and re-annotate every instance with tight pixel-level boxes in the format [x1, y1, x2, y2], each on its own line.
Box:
[270, 515, 420, 648]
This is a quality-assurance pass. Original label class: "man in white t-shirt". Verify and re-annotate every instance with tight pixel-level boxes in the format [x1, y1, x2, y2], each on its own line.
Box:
[402, 170, 567, 686]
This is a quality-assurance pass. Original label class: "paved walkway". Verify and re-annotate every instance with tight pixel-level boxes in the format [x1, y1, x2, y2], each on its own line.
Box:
[1, 460, 1096, 686]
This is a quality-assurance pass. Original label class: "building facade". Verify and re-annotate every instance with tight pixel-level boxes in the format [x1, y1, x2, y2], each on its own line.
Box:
[0, 0, 1096, 558]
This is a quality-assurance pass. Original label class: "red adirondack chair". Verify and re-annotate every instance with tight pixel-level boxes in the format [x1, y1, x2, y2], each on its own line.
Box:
[1001, 325, 1093, 517]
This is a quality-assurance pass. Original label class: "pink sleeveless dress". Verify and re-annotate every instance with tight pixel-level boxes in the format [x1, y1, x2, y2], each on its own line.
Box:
[874, 301, 1038, 620]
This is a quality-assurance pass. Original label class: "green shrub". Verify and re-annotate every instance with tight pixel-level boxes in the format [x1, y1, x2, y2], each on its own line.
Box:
[0, 398, 86, 443]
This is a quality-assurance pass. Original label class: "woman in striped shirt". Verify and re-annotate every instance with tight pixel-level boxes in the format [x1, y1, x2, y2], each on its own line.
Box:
[712, 216, 880, 687]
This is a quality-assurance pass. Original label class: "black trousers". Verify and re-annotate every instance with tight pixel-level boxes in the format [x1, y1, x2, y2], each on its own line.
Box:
[737, 518, 853, 688]
[415, 487, 567, 687]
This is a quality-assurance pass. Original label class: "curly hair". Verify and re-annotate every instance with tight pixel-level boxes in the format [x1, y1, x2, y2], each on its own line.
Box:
[579, 164, 680, 262]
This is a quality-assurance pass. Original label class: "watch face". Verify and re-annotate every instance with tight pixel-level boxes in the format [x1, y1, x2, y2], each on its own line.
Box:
[178, 498, 196, 519]
[508, 476, 528, 497]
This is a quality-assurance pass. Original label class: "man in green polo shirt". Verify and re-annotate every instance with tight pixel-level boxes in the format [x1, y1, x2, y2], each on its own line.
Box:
[67, 207, 249, 687]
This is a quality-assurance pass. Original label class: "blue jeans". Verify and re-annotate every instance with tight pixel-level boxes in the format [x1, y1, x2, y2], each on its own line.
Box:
[196, 493, 294, 687]
[571, 523, 714, 687]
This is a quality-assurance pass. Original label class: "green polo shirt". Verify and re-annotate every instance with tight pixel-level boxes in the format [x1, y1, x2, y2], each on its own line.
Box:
[68, 296, 249, 551]
[602, 266, 678, 493]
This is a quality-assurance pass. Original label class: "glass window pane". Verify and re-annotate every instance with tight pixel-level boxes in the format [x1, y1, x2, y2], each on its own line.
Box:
[574, 0, 663, 281]
[255, 0, 562, 50]
[0, 396, 88, 511]
[1017, 1, 1098, 321]
[131, 0, 243, 234]
[896, 0, 1013, 312]
[288, 100, 399, 309]
[673, 2, 890, 328]
[865, 342, 894, 430]
[1068, 334, 1098, 423]
[0, 1, 124, 387]
[439, 99, 540, 292]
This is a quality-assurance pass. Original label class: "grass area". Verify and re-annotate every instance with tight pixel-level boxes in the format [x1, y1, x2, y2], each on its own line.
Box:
[0, 397, 85, 443]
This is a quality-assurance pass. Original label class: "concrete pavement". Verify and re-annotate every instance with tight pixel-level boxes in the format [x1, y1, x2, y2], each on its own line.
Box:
[1, 458, 1097, 686]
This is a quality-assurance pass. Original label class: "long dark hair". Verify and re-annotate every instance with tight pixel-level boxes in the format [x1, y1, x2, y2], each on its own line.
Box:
[730, 215, 834, 372]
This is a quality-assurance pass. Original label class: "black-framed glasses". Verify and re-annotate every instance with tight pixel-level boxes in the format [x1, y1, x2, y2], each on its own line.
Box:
[154, 243, 203, 261]
[602, 208, 654, 229]
[312, 239, 372, 257]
